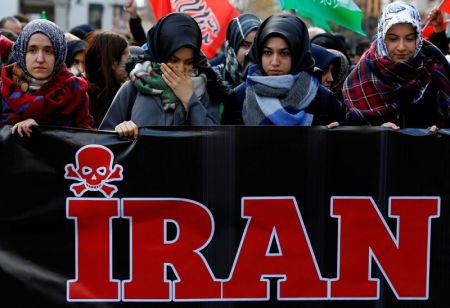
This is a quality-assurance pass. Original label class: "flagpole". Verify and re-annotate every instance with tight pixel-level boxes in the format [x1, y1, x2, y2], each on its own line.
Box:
[423, 0, 446, 29]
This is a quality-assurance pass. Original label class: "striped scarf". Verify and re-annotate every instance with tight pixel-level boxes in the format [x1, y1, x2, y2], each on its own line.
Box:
[343, 41, 450, 125]
[243, 65, 318, 125]
[130, 61, 179, 110]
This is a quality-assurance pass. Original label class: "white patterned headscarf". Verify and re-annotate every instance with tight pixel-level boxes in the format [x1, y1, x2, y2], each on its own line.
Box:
[377, 1, 422, 59]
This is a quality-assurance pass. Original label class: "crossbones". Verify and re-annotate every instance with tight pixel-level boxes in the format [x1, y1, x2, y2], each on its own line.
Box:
[65, 145, 123, 198]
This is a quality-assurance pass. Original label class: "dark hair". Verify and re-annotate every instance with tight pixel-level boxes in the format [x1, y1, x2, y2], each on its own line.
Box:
[0, 28, 18, 42]
[355, 40, 371, 57]
[70, 24, 94, 41]
[84, 30, 128, 127]
[0, 16, 20, 29]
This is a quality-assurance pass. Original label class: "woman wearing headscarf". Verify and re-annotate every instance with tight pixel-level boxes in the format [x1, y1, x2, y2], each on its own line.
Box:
[326, 48, 350, 101]
[65, 39, 86, 77]
[242, 14, 343, 126]
[311, 32, 351, 65]
[343, 1, 450, 131]
[99, 13, 219, 137]
[311, 43, 341, 90]
[215, 13, 261, 124]
[0, 19, 92, 137]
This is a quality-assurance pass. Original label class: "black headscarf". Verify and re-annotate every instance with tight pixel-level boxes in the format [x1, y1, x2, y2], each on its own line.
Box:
[145, 13, 202, 65]
[226, 13, 261, 53]
[65, 40, 86, 67]
[310, 43, 340, 75]
[311, 33, 350, 63]
[251, 14, 315, 75]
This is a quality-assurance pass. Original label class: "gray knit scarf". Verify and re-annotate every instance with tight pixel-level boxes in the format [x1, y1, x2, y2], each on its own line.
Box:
[243, 65, 319, 125]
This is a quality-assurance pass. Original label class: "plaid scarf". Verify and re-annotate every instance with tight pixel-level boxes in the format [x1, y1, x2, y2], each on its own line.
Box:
[0, 63, 92, 128]
[130, 61, 206, 111]
[343, 41, 450, 125]
[243, 65, 318, 125]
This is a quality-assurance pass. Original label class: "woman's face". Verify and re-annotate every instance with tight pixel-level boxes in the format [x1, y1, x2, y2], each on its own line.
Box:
[70, 51, 85, 76]
[261, 36, 292, 76]
[321, 63, 334, 89]
[113, 47, 129, 83]
[236, 30, 256, 66]
[25, 33, 55, 80]
[166, 47, 195, 75]
[385, 23, 417, 62]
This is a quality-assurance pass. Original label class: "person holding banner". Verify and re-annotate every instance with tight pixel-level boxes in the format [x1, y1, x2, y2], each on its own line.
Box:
[99, 13, 219, 137]
[1, 19, 92, 137]
[343, 1, 450, 131]
[241, 14, 344, 127]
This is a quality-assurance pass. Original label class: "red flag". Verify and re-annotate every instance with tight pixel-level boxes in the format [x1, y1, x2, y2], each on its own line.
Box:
[149, 0, 239, 59]
[423, 19, 450, 39]
[441, 0, 450, 14]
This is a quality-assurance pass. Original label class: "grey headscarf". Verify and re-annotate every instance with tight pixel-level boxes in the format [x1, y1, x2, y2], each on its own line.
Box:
[12, 19, 67, 78]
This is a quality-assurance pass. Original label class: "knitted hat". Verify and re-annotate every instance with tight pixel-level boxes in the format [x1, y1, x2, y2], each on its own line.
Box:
[12, 19, 67, 78]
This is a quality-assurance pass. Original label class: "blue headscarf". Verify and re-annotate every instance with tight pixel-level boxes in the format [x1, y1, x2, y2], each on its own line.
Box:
[13, 19, 67, 78]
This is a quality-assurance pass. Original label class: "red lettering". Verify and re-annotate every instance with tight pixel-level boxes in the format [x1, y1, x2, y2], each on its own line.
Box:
[331, 197, 439, 299]
[121, 198, 221, 301]
[223, 197, 328, 300]
[67, 198, 120, 301]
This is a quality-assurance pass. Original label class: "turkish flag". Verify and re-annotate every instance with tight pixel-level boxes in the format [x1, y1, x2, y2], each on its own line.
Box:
[149, 0, 240, 59]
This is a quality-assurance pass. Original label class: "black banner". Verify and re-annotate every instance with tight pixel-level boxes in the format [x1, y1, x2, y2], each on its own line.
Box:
[0, 125, 450, 307]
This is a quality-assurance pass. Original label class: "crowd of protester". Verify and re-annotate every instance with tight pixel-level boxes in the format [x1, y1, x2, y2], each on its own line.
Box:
[0, 0, 449, 138]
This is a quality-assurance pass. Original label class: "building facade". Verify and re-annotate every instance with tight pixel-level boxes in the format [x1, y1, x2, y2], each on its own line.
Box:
[0, 0, 152, 32]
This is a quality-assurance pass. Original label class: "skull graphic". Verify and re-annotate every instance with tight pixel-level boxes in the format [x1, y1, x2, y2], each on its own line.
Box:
[65, 145, 123, 197]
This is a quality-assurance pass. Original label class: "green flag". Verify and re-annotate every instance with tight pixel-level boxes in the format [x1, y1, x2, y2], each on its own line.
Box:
[279, 0, 366, 36]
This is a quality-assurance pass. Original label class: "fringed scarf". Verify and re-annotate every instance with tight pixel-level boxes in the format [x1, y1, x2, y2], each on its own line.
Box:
[130, 61, 207, 110]
[343, 41, 450, 125]
[243, 65, 319, 125]
[224, 41, 243, 86]
[0, 63, 92, 128]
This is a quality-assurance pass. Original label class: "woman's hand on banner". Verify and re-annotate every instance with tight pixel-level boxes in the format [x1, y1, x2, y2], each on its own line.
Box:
[326, 121, 340, 129]
[115, 120, 138, 139]
[11, 118, 38, 137]
[428, 125, 439, 133]
[381, 122, 400, 130]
